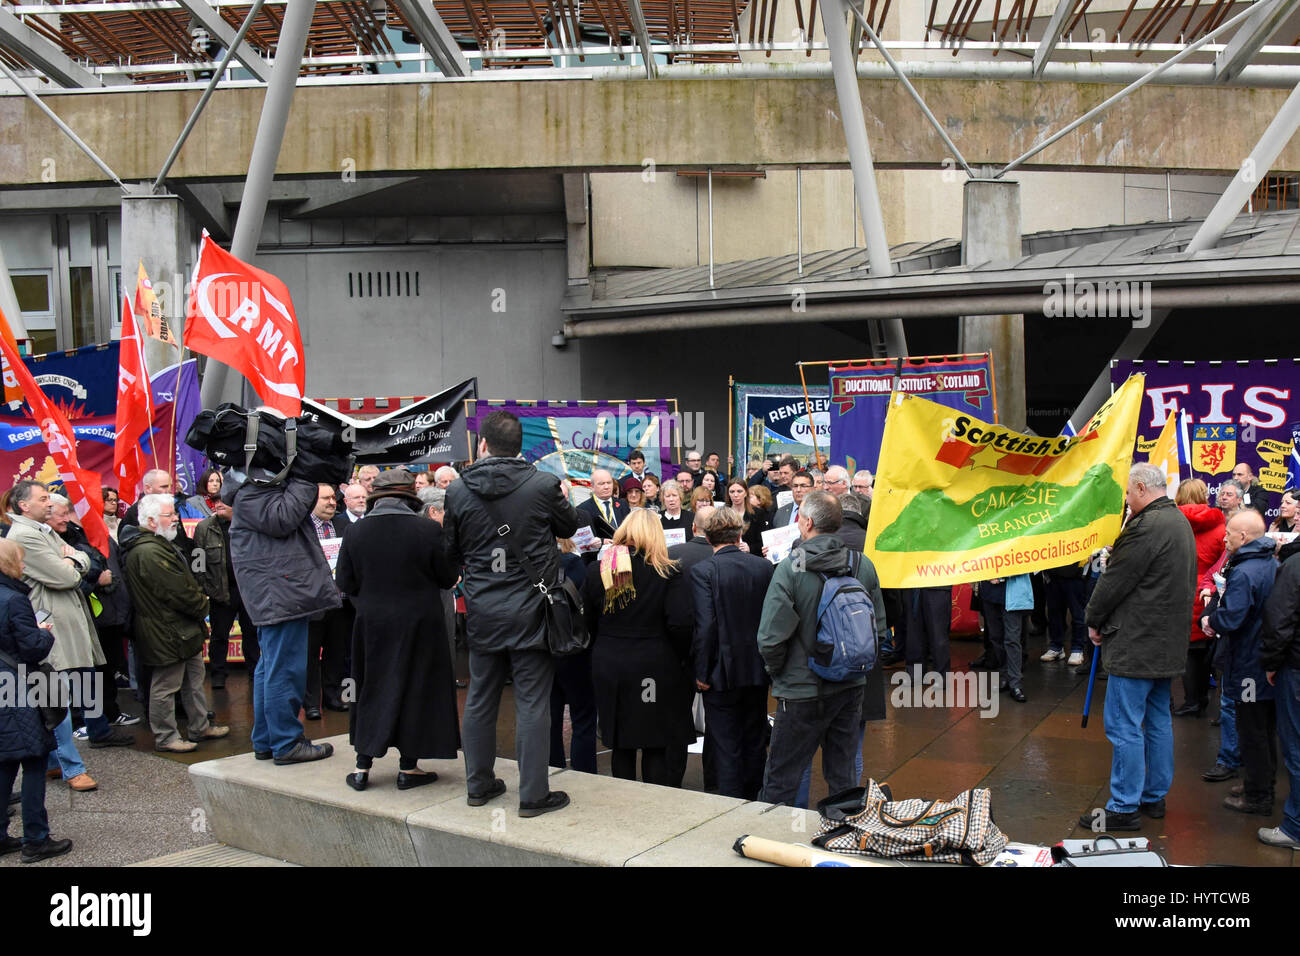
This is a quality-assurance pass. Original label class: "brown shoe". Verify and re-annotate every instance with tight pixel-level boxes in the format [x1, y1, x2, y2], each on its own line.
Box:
[191, 725, 230, 741]
[66, 773, 97, 792]
[156, 740, 198, 753]
[46, 768, 61, 780]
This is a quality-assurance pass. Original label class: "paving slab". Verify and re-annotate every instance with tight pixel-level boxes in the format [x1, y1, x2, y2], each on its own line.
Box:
[627, 801, 822, 867]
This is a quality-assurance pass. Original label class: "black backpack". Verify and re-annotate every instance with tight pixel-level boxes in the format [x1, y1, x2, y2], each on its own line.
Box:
[185, 403, 354, 486]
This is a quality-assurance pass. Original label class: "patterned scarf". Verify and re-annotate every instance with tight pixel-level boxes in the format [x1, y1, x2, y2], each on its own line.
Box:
[599, 545, 635, 613]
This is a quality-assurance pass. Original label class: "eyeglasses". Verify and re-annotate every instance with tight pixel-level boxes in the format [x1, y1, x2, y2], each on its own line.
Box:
[792, 482, 813, 490]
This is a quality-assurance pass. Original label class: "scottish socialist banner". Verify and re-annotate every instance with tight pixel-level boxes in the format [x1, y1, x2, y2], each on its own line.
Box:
[864, 375, 1144, 588]
[828, 354, 995, 475]
[1111, 359, 1300, 514]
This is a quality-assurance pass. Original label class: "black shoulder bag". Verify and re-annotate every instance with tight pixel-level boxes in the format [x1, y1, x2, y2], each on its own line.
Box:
[470, 489, 590, 657]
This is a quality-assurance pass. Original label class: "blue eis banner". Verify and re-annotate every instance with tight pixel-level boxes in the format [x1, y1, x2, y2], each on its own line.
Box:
[827, 355, 995, 474]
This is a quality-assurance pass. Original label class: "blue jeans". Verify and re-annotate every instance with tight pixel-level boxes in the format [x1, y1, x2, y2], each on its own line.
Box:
[1274, 668, 1300, 841]
[251, 619, 309, 759]
[795, 718, 866, 809]
[67, 667, 110, 740]
[45, 709, 87, 780]
[1217, 693, 1241, 769]
[1, 755, 50, 844]
[1103, 676, 1174, 813]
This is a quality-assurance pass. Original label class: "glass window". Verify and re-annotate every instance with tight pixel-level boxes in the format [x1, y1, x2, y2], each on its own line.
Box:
[12, 272, 51, 314]
[69, 267, 96, 349]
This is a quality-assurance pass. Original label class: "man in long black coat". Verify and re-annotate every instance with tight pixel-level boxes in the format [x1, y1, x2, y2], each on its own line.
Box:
[335, 469, 460, 791]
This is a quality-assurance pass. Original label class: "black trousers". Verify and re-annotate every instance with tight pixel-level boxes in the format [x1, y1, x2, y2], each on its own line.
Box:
[664, 662, 716, 791]
[703, 685, 769, 800]
[1182, 642, 1213, 711]
[905, 587, 951, 676]
[1045, 576, 1088, 652]
[209, 597, 260, 677]
[611, 747, 667, 785]
[92, 623, 128, 723]
[549, 649, 598, 773]
[1236, 698, 1278, 802]
[305, 606, 352, 709]
[759, 686, 861, 806]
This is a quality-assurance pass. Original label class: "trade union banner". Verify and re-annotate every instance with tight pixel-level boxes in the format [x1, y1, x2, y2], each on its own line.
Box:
[465, 399, 680, 502]
[731, 383, 829, 469]
[302, 378, 476, 466]
[1111, 359, 1300, 515]
[828, 354, 995, 475]
[864, 374, 1144, 588]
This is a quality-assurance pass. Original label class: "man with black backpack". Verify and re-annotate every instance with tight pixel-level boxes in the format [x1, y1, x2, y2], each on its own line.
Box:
[756, 491, 887, 806]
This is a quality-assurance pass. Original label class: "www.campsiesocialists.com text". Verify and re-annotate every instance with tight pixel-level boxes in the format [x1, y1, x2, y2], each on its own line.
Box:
[914, 534, 1100, 578]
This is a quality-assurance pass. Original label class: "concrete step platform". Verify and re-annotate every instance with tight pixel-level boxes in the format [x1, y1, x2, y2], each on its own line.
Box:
[189, 734, 906, 867]
[131, 845, 299, 867]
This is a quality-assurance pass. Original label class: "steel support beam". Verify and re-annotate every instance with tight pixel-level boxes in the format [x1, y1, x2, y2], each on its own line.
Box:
[0, 5, 107, 88]
[1216, 0, 1300, 83]
[819, 0, 905, 356]
[1069, 79, 1300, 430]
[174, 0, 273, 82]
[201, 0, 315, 411]
[1031, 0, 1079, 78]
[625, 0, 657, 79]
[389, 0, 471, 78]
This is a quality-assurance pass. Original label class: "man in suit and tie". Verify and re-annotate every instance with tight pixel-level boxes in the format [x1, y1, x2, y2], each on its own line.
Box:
[772, 471, 814, 528]
[667, 505, 716, 790]
[627, 450, 650, 483]
[576, 469, 626, 563]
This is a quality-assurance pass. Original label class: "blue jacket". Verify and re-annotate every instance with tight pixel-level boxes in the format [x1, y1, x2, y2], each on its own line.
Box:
[1208, 536, 1277, 703]
[689, 545, 774, 691]
[0, 573, 55, 761]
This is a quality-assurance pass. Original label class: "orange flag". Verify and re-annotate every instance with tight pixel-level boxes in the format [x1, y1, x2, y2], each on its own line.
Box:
[135, 261, 179, 349]
[114, 294, 153, 505]
[0, 310, 24, 405]
[0, 306, 111, 556]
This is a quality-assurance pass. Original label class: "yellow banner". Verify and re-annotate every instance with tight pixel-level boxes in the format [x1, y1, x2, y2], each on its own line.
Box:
[864, 374, 1145, 587]
[1148, 410, 1179, 494]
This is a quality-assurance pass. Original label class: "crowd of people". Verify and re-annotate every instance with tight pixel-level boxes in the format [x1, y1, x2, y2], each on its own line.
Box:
[4, 417, 1300, 862]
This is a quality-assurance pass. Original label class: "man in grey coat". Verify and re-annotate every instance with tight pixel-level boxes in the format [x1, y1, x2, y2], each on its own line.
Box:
[445, 411, 580, 817]
[1079, 462, 1196, 832]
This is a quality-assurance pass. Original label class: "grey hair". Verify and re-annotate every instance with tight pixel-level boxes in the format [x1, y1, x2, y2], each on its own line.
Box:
[434, 465, 458, 482]
[701, 505, 743, 545]
[852, 470, 874, 486]
[47, 493, 70, 511]
[1218, 479, 1245, 499]
[1128, 462, 1167, 491]
[838, 491, 868, 518]
[800, 490, 842, 533]
[419, 486, 446, 514]
[137, 493, 173, 529]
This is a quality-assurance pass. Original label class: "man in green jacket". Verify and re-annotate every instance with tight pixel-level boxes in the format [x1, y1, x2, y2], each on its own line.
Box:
[121, 494, 229, 754]
[756, 491, 887, 806]
[1079, 463, 1196, 832]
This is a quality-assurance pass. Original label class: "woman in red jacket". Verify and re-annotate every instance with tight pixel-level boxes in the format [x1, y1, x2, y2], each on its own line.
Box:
[1175, 478, 1225, 717]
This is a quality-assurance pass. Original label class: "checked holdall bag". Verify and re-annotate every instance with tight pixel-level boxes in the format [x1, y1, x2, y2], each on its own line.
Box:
[811, 779, 1008, 865]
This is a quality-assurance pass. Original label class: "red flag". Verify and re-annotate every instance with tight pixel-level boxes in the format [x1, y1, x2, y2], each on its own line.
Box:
[114, 294, 153, 506]
[0, 307, 111, 557]
[184, 234, 304, 416]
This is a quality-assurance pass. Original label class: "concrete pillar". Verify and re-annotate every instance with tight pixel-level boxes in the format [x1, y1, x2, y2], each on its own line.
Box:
[120, 183, 189, 378]
[960, 174, 1024, 429]
[563, 173, 589, 287]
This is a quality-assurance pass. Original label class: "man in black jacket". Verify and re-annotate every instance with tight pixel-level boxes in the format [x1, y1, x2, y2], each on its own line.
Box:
[445, 411, 580, 818]
[1231, 463, 1271, 521]
[192, 497, 259, 690]
[575, 468, 626, 563]
[689, 507, 773, 799]
[1257, 539, 1300, 849]
[666, 505, 716, 788]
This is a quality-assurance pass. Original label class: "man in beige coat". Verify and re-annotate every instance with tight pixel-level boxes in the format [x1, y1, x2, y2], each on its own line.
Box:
[6, 480, 133, 747]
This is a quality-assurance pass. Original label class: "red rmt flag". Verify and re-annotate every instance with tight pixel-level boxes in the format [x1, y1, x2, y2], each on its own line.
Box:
[114, 294, 153, 505]
[0, 307, 111, 557]
[184, 233, 304, 416]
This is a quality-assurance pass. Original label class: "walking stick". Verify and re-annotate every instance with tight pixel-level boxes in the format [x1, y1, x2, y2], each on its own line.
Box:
[1081, 643, 1100, 728]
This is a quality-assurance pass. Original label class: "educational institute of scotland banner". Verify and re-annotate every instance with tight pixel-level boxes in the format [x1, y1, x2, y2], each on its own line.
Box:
[864, 374, 1145, 588]
[828, 354, 995, 475]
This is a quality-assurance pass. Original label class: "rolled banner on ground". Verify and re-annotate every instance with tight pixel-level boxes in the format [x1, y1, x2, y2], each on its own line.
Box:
[732, 835, 891, 867]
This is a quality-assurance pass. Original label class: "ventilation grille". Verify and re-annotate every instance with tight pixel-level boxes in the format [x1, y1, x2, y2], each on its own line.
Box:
[348, 271, 420, 298]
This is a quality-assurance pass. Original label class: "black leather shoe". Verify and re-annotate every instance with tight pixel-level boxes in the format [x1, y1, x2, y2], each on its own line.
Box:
[345, 772, 368, 792]
[467, 778, 507, 807]
[1202, 762, 1238, 782]
[273, 740, 334, 765]
[1010, 687, 1027, 703]
[89, 728, 135, 748]
[254, 751, 272, 760]
[970, 654, 990, 669]
[211, 674, 226, 690]
[304, 707, 322, 720]
[1172, 702, 1205, 717]
[21, 837, 72, 863]
[397, 770, 439, 790]
[1, 835, 22, 855]
[1140, 798, 1166, 818]
[1077, 809, 1140, 832]
[1224, 793, 1274, 815]
[518, 790, 570, 818]
[322, 698, 348, 712]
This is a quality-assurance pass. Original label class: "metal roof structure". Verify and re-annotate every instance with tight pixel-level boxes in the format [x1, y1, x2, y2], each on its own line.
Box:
[560, 208, 1300, 335]
[6, 0, 1300, 87]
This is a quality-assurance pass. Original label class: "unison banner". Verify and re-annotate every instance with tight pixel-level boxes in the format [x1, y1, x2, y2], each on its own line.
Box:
[303, 378, 476, 466]
[1111, 359, 1299, 514]
[828, 355, 995, 475]
[865, 375, 1144, 588]
[465, 399, 679, 501]
[732, 383, 829, 470]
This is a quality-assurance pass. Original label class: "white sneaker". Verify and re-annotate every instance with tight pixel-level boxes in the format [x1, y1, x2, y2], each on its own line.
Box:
[72, 726, 88, 740]
[1068, 651, 1085, 666]
[1040, 648, 1064, 662]
[112, 713, 142, 727]
[1258, 826, 1300, 849]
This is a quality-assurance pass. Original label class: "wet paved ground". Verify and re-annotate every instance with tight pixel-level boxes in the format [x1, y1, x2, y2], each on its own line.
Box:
[6, 632, 1296, 866]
